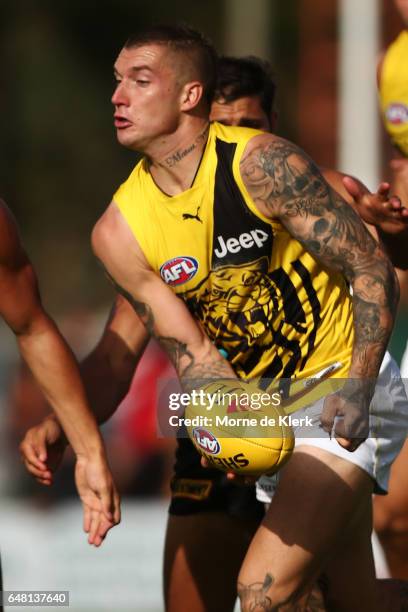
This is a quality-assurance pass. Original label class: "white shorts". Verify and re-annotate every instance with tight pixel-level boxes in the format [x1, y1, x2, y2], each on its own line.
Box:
[256, 352, 408, 503]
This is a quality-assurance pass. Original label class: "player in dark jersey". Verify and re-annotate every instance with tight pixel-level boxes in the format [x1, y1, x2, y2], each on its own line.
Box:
[21, 41, 407, 611]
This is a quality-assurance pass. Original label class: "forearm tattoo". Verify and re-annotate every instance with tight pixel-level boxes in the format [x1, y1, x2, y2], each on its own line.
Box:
[142, 311, 233, 390]
[104, 272, 232, 387]
[241, 137, 399, 381]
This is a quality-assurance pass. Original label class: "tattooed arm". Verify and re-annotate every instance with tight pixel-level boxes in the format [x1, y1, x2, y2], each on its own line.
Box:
[91, 201, 235, 389]
[240, 134, 399, 450]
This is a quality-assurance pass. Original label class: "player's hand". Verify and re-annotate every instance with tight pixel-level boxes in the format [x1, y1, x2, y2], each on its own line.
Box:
[75, 454, 121, 547]
[342, 176, 408, 234]
[320, 383, 370, 452]
[19, 417, 68, 485]
[200, 455, 256, 485]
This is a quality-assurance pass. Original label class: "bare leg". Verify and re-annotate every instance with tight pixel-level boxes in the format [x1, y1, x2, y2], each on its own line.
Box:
[237, 446, 381, 612]
[374, 440, 408, 579]
[323, 497, 379, 611]
[164, 512, 259, 612]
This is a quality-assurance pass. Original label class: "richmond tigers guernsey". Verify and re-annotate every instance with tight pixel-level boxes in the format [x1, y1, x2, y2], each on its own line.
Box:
[379, 30, 408, 156]
[113, 122, 354, 387]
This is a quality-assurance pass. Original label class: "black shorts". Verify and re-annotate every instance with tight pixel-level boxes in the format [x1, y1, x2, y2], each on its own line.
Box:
[168, 437, 265, 522]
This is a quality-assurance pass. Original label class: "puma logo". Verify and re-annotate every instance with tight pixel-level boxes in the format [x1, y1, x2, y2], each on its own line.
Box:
[183, 206, 202, 223]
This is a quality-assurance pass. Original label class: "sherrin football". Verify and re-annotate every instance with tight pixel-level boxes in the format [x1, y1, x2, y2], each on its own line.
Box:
[185, 379, 294, 476]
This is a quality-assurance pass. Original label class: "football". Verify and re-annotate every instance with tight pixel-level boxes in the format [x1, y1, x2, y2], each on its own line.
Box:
[185, 379, 295, 476]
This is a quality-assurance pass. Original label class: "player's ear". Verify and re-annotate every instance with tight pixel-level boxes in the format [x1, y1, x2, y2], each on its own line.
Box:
[180, 81, 204, 111]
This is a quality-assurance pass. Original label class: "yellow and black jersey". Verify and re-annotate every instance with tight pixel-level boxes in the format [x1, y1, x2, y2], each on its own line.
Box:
[379, 30, 408, 156]
[114, 122, 353, 385]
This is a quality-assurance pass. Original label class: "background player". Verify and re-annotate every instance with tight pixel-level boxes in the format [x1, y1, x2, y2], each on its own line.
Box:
[212, 56, 408, 255]
[21, 50, 408, 611]
[373, 0, 408, 580]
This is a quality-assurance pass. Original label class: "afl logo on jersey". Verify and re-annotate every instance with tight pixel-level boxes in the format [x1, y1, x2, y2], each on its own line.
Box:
[160, 256, 199, 286]
[385, 103, 408, 125]
[192, 428, 221, 455]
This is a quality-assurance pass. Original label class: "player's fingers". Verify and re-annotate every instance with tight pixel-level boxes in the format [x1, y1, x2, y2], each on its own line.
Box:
[99, 487, 114, 523]
[20, 451, 52, 486]
[21, 457, 51, 481]
[88, 516, 99, 546]
[37, 476, 53, 486]
[333, 414, 367, 451]
[32, 434, 49, 464]
[200, 456, 210, 469]
[342, 176, 363, 199]
[21, 454, 43, 474]
[377, 182, 390, 198]
[19, 440, 47, 471]
[113, 490, 121, 524]
[334, 436, 357, 451]
[319, 399, 339, 434]
[97, 484, 120, 525]
[387, 196, 403, 210]
[87, 512, 98, 545]
[335, 435, 365, 452]
[83, 505, 92, 534]
[383, 196, 404, 216]
[26, 432, 48, 464]
[25, 463, 53, 482]
[226, 472, 254, 485]
[88, 511, 104, 547]
[96, 517, 114, 544]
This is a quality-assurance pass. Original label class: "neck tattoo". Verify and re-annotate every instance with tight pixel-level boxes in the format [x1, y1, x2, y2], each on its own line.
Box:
[164, 123, 209, 169]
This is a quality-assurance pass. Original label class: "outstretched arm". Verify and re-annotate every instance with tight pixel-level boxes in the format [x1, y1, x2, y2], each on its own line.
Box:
[340, 174, 408, 270]
[0, 204, 106, 455]
[319, 168, 408, 269]
[0, 200, 120, 544]
[240, 134, 399, 449]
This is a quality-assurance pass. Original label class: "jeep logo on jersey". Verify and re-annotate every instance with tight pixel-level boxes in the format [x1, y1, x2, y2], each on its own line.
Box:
[192, 428, 221, 455]
[160, 256, 199, 286]
[386, 103, 408, 125]
[214, 229, 269, 259]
